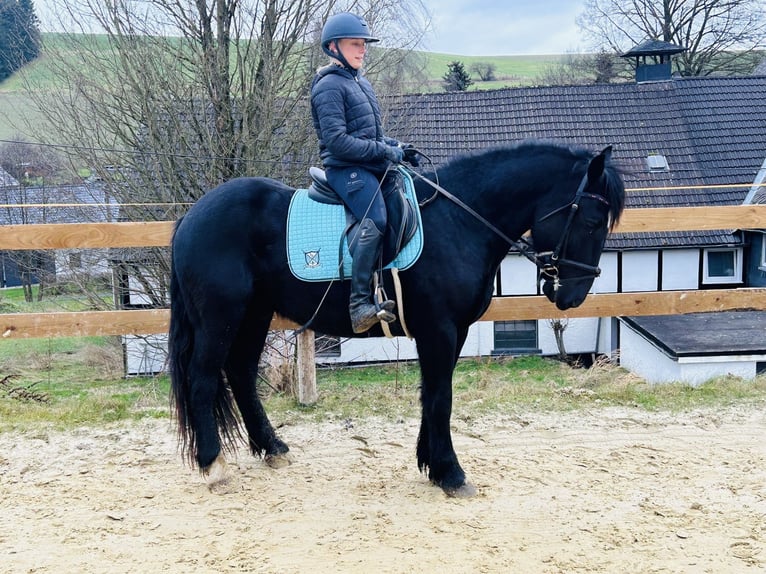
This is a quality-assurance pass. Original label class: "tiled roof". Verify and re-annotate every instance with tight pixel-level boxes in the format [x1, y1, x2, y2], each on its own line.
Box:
[0, 167, 18, 187]
[385, 76, 766, 249]
[0, 183, 117, 225]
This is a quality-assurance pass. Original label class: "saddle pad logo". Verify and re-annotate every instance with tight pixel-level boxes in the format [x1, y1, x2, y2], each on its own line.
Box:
[304, 249, 320, 268]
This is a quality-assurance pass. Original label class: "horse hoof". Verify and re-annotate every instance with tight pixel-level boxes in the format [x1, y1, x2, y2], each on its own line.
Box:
[265, 452, 294, 469]
[204, 454, 238, 495]
[443, 482, 478, 498]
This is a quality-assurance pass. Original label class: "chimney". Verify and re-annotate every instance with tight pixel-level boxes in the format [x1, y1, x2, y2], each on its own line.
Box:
[621, 40, 687, 83]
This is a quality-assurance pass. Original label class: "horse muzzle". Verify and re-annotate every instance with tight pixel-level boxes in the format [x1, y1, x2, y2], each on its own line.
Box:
[542, 276, 591, 310]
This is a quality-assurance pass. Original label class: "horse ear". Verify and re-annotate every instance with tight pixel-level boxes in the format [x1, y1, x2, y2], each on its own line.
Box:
[587, 145, 612, 181]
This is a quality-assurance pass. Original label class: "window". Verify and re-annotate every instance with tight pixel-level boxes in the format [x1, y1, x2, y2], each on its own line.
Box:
[760, 235, 766, 271]
[315, 334, 341, 357]
[494, 320, 538, 353]
[646, 154, 669, 172]
[68, 252, 82, 269]
[703, 248, 742, 284]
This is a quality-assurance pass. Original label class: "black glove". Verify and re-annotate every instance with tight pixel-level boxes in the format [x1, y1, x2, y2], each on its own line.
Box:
[401, 143, 421, 167]
[385, 145, 404, 163]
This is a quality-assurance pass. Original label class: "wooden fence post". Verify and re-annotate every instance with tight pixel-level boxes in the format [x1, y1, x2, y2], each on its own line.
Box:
[296, 329, 317, 405]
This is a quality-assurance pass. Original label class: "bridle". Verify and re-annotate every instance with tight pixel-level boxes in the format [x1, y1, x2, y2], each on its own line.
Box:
[408, 164, 610, 290]
[529, 171, 611, 288]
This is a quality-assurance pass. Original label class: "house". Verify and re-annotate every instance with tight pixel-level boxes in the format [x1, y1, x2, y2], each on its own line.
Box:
[0, 182, 117, 287]
[619, 312, 766, 384]
[320, 52, 766, 382]
[0, 167, 18, 187]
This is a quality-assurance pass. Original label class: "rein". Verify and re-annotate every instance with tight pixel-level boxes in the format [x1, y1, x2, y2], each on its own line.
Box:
[407, 165, 605, 285]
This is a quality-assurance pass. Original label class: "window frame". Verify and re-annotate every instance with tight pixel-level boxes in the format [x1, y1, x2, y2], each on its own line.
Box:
[493, 319, 539, 352]
[702, 247, 742, 285]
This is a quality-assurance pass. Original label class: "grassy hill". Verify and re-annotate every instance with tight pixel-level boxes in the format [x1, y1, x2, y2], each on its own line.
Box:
[0, 33, 564, 141]
[422, 52, 563, 90]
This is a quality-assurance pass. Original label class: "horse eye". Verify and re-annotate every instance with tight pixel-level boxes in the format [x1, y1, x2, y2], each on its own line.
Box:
[582, 215, 604, 230]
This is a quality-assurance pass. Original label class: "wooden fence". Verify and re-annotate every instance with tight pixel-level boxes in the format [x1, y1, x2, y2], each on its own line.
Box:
[3, 205, 766, 336]
[2, 205, 766, 402]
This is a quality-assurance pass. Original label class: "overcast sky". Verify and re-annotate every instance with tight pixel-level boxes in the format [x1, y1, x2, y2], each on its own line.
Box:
[34, 0, 589, 56]
[423, 0, 588, 55]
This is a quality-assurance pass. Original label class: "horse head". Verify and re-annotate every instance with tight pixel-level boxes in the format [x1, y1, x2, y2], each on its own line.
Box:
[532, 146, 625, 310]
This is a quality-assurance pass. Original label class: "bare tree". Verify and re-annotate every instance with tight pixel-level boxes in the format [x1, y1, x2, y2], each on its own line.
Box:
[548, 318, 569, 361]
[13, 0, 429, 309]
[577, 0, 766, 76]
[10, 0, 429, 377]
[538, 50, 631, 86]
[470, 62, 496, 82]
[0, 136, 62, 183]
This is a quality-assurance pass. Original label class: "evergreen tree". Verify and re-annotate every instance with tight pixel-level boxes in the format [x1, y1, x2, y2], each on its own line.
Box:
[0, 0, 41, 82]
[442, 60, 473, 92]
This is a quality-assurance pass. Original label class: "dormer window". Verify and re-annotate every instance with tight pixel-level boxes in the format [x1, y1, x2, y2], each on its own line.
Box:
[646, 154, 669, 172]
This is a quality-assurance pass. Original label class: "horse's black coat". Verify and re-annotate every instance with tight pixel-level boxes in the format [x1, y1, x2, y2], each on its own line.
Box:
[168, 142, 625, 495]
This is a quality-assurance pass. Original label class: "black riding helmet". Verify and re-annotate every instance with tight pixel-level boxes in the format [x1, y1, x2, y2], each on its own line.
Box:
[320, 12, 379, 67]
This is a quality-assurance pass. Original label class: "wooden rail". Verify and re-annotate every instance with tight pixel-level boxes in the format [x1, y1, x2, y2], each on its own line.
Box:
[2, 205, 766, 250]
[2, 288, 766, 339]
[2, 204, 764, 404]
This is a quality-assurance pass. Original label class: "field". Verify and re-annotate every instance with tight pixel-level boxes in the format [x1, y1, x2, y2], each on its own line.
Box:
[0, 33, 563, 141]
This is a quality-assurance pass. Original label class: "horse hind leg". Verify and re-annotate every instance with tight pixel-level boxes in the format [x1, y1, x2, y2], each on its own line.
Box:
[224, 313, 292, 469]
[186, 343, 240, 472]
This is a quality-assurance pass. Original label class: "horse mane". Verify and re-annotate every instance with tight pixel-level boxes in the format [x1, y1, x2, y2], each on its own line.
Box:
[431, 140, 626, 229]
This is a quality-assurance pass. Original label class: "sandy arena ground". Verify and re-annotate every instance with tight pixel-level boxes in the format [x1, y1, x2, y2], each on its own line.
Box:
[1, 405, 765, 573]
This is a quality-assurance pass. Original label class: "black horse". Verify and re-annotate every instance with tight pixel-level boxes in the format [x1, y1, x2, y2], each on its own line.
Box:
[168, 141, 625, 497]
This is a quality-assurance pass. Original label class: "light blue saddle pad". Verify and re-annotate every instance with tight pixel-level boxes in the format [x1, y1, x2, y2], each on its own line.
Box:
[287, 169, 424, 282]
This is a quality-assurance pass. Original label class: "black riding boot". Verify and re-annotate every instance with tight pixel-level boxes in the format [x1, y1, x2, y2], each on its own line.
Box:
[349, 218, 395, 334]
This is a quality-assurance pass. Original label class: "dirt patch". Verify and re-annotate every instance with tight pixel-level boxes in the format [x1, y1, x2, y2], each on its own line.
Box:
[1, 406, 765, 573]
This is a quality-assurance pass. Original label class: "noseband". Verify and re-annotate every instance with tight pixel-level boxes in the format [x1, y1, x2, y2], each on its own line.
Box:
[530, 171, 610, 288]
[410, 167, 610, 289]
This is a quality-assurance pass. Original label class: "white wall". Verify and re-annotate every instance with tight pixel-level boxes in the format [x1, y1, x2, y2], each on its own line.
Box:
[319, 321, 495, 364]
[537, 317, 602, 355]
[662, 249, 699, 290]
[619, 320, 764, 386]
[591, 252, 618, 293]
[124, 334, 168, 375]
[497, 254, 538, 295]
[622, 251, 659, 292]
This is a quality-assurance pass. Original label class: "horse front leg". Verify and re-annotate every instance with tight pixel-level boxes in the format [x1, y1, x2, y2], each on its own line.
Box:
[415, 327, 476, 498]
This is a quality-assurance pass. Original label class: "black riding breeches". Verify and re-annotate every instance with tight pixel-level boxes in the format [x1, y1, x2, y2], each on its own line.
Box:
[325, 166, 387, 235]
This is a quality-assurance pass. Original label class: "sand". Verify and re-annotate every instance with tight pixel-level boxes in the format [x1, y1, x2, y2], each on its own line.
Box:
[1, 405, 765, 573]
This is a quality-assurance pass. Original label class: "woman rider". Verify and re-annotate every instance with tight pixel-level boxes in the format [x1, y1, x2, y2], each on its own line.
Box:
[310, 12, 418, 334]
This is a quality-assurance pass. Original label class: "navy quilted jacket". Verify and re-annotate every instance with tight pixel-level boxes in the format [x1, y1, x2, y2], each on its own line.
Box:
[311, 64, 399, 174]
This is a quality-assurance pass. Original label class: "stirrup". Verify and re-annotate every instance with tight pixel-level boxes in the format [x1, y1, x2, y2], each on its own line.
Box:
[374, 274, 395, 322]
[376, 305, 396, 324]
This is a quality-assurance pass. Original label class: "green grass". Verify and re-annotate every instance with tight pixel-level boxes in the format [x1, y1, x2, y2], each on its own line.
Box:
[0, 334, 168, 430]
[265, 355, 766, 429]
[421, 53, 563, 91]
[0, 285, 113, 313]
[2, 332, 766, 433]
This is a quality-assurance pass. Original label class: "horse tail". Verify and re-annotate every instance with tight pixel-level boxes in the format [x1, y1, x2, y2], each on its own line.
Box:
[168, 218, 196, 463]
[168, 218, 242, 468]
